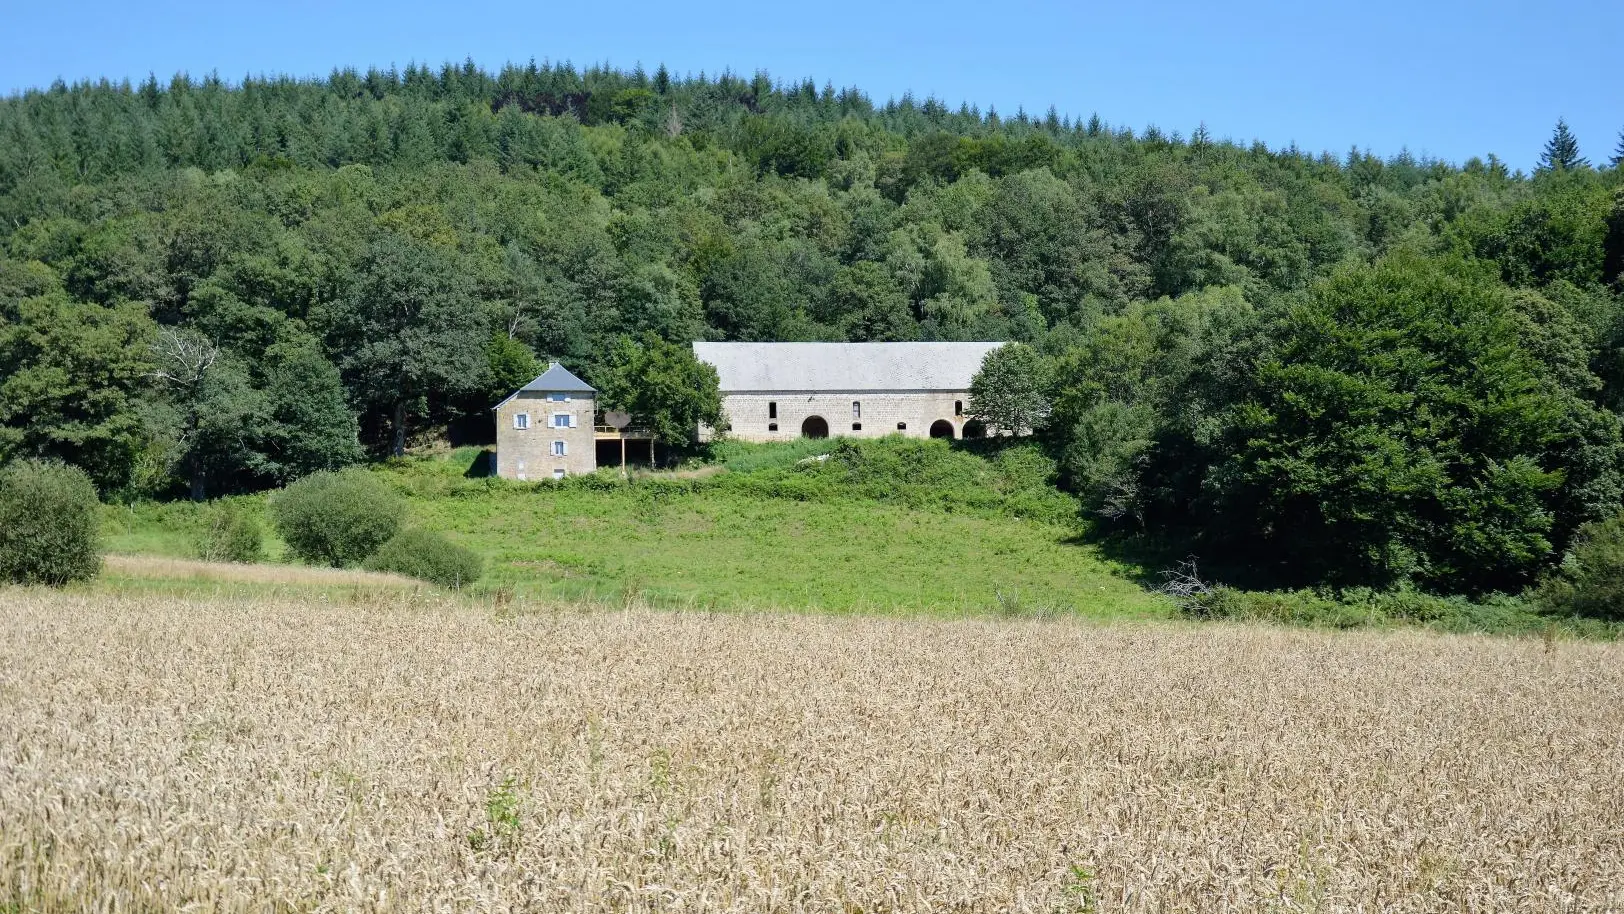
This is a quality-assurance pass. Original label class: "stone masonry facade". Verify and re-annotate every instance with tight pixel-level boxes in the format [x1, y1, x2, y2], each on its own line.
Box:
[706, 391, 978, 443]
[495, 391, 598, 479]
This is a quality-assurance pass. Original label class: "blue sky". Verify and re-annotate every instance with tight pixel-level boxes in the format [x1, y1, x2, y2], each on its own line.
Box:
[2, 0, 1618, 171]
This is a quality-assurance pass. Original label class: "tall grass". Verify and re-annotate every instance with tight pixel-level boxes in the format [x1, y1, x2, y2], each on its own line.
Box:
[3, 591, 1621, 911]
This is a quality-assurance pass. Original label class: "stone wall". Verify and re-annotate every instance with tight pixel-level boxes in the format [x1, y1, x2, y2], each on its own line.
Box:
[495, 392, 598, 479]
[704, 391, 978, 442]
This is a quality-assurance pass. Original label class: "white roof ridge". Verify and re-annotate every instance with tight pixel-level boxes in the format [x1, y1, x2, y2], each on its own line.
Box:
[693, 341, 1004, 393]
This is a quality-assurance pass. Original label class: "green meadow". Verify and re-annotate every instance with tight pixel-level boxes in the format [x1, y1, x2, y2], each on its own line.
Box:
[102, 439, 1167, 619]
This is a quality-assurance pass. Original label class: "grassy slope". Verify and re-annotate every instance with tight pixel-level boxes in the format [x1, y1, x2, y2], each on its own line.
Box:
[104, 441, 1167, 619]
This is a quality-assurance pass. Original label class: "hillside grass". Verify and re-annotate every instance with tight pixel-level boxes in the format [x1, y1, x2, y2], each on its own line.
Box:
[99, 437, 1619, 635]
[102, 439, 1166, 619]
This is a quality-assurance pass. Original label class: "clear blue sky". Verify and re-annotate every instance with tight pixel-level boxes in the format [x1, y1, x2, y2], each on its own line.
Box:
[3, 0, 1619, 171]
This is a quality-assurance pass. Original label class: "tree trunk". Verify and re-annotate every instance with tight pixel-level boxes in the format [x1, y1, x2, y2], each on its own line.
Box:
[392, 401, 409, 457]
[188, 458, 206, 502]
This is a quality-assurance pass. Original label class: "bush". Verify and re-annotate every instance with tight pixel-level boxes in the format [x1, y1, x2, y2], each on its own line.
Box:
[1538, 514, 1624, 619]
[0, 459, 101, 586]
[1180, 583, 1558, 635]
[364, 528, 483, 588]
[194, 501, 264, 564]
[271, 469, 405, 567]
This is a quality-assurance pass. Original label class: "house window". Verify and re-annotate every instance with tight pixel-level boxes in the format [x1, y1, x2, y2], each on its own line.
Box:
[955, 400, 963, 417]
[768, 422, 778, 432]
[897, 422, 907, 430]
[852, 423, 862, 431]
[514, 413, 530, 430]
[768, 401, 777, 419]
[552, 468, 566, 480]
[551, 440, 566, 457]
[553, 413, 571, 428]
[549, 392, 568, 402]
[852, 401, 861, 419]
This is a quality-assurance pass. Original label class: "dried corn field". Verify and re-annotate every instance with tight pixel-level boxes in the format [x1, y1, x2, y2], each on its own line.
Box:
[2, 592, 1622, 913]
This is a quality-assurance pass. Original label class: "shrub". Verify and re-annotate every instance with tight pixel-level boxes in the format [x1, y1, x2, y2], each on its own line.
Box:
[194, 501, 264, 564]
[364, 528, 483, 588]
[271, 469, 405, 567]
[1180, 583, 1553, 634]
[1538, 514, 1624, 619]
[0, 459, 101, 586]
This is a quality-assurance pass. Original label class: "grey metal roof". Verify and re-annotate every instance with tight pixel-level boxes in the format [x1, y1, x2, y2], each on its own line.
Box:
[693, 342, 1004, 393]
[520, 362, 596, 393]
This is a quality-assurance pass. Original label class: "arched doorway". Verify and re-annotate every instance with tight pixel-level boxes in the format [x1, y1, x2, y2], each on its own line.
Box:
[929, 419, 955, 439]
[962, 419, 987, 439]
[801, 415, 829, 439]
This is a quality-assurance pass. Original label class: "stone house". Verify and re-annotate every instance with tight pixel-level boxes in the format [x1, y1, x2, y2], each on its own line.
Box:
[693, 341, 1004, 442]
[493, 362, 597, 480]
[492, 342, 1005, 480]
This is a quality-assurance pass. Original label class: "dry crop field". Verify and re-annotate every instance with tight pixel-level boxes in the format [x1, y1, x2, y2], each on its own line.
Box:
[2, 592, 1623, 913]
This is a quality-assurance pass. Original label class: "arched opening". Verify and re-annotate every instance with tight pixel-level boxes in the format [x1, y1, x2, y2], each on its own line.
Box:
[929, 419, 956, 439]
[801, 415, 829, 439]
[962, 419, 987, 439]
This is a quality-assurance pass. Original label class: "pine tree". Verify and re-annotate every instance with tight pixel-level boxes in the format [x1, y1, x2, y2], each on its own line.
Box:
[1612, 127, 1624, 168]
[1539, 118, 1588, 171]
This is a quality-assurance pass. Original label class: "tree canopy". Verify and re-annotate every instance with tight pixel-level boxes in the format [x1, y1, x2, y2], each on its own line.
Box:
[2, 60, 1623, 600]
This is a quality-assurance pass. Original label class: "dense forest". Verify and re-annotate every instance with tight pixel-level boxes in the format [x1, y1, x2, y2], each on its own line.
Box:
[2, 60, 1623, 598]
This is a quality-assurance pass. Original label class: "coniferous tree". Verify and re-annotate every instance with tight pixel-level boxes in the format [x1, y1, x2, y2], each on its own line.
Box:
[1612, 128, 1624, 168]
[1539, 118, 1588, 172]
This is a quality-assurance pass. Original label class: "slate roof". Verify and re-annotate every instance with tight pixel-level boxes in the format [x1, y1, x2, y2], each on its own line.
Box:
[692, 342, 1004, 393]
[519, 362, 596, 394]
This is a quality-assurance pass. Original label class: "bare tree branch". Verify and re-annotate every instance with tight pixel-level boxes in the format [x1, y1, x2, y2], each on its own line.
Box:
[148, 327, 218, 389]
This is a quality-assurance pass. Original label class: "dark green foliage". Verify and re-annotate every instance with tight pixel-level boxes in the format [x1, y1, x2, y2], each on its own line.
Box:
[595, 334, 723, 448]
[194, 500, 264, 564]
[968, 342, 1053, 435]
[1538, 513, 1624, 619]
[1180, 586, 1603, 637]
[4, 60, 1624, 601]
[0, 459, 101, 586]
[486, 335, 542, 404]
[363, 527, 484, 588]
[1539, 118, 1588, 172]
[257, 338, 366, 483]
[319, 235, 491, 456]
[1197, 255, 1621, 591]
[0, 273, 156, 491]
[1604, 189, 1624, 287]
[270, 469, 405, 567]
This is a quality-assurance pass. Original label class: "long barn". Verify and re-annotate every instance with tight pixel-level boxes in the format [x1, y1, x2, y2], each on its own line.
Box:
[693, 341, 1003, 442]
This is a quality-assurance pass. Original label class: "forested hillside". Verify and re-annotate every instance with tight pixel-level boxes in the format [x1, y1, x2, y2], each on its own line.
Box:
[3, 61, 1623, 597]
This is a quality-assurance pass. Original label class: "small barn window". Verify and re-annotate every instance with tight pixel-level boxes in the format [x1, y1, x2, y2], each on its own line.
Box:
[768, 401, 777, 419]
[551, 440, 566, 457]
[768, 422, 778, 432]
[552, 468, 566, 480]
[852, 423, 862, 431]
[514, 413, 530, 430]
[955, 400, 963, 416]
[897, 422, 907, 430]
[852, 401, 861, 419]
